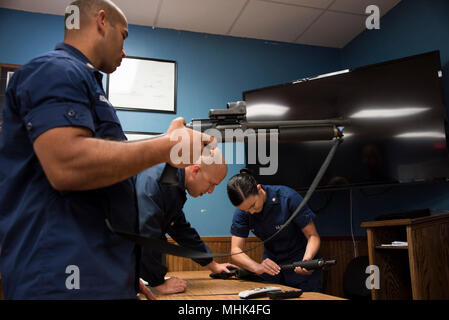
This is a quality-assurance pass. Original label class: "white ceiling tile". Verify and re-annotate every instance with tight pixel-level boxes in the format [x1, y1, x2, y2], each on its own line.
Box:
[0, 0, 161, 27]
[156, 0, 247, 35]
[297, 10, 366, 48]
[263, 0, 334, 9]
[230, 0, 323, 43]
[113, 0, 160, 27]
[330, 0, 401, 16]
[0, 0, 67, 15]
[0, 0, 401, 48]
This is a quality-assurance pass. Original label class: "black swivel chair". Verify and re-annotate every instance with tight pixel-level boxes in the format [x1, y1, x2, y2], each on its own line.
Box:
[342, 256, 372, 300]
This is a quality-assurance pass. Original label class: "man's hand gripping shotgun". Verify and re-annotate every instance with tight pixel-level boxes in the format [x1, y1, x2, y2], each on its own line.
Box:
[159, 101, 351, 185]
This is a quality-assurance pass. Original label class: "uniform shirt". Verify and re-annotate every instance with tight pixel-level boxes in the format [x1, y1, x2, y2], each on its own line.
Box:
[135, 163, 212, 286]
[230, 185, 316, 263]
[0, 43, 139, 299]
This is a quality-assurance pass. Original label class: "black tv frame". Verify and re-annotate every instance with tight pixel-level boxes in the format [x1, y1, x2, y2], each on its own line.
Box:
[242, 50, 449, 192]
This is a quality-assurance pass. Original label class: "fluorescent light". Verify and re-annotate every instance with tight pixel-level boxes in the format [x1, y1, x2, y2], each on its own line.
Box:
[350, 107, 430, 118]
[395, 131, 446, 139]
[314, 69, 350, 79]
[292, 69, 350, 84]
[246, 104, 289, 118]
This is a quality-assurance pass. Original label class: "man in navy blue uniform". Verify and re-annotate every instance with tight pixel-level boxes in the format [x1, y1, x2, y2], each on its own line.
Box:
[136, 150, 238, 295]
[0, 0, 212, 299]
[136, 149, 237, 294]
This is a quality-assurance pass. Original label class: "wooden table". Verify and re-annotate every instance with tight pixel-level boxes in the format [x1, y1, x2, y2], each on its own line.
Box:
[155, 271, 345, 300]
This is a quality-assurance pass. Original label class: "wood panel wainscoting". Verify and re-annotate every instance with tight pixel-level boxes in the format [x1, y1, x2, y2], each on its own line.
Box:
[166, 236, 367, 298]
[0, 237, 367, 299]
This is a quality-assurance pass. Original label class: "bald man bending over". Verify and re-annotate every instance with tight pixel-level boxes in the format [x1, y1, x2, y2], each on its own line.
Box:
[136, 150, 237, 295]
[0, 0, 212, 299]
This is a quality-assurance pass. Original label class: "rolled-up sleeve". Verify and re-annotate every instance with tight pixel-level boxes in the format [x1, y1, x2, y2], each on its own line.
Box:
[17, 59, 95, 142]
[230, 210, 250, 238]
[287, 190, 316, 229]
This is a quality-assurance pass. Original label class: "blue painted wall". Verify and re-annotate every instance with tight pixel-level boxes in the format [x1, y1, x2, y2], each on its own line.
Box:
[342, 0, 449, 112]
[0, 8, 341, 236]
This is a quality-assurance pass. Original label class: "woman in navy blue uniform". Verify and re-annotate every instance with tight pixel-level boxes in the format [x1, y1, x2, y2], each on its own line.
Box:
[227, 169, 322, 292]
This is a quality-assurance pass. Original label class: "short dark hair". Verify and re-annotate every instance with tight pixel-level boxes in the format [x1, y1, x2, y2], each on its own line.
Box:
[227, 168, 258, 206]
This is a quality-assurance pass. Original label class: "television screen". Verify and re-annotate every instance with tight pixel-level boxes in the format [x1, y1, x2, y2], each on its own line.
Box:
[244, 51, 449, 191]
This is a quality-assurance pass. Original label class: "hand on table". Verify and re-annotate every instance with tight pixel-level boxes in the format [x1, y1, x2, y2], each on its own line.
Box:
[208, 261, 239, 274]
[153, 277, 187, 295]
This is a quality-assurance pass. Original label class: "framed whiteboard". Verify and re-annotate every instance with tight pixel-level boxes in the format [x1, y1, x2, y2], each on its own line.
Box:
[107, 57, 177, 113]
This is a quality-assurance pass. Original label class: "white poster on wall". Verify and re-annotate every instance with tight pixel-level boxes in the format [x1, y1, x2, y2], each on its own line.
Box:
[107, 57, 177, 113]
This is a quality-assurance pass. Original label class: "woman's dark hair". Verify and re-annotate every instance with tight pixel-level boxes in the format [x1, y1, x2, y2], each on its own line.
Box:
[227, 168, 259, 206]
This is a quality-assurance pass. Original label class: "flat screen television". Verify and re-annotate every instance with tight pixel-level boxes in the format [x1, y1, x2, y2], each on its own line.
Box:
[243, 51, 449, 191]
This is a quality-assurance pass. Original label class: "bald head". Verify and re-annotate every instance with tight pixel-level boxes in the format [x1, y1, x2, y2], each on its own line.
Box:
[63, 0, 128, 74]
[64, 0, 127, 37]
[185, 148, 228, 198]
[200, 148, 227, 181]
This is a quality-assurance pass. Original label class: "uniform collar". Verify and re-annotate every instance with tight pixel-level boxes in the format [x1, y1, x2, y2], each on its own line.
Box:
[250, 185, 279, 218]
[262, 185, 279, 207]
[55, 42, 104, 86]
[55, 42, 98, 71]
